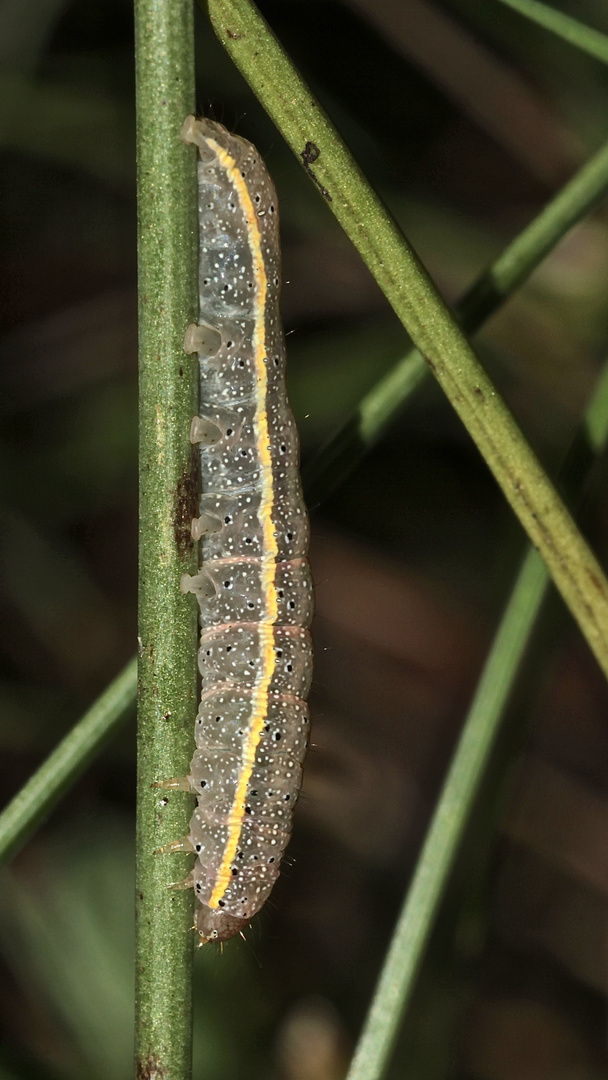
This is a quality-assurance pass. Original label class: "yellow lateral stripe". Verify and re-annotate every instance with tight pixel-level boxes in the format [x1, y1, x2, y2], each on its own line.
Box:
[207, 139, 279, 908]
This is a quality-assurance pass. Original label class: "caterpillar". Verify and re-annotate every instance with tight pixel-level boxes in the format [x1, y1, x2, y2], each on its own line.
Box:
[159, 116, 313, 945]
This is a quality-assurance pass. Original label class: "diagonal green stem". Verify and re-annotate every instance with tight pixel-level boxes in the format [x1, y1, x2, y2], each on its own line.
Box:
[134, 0, 198, 1077]
[2, 90, 608, 876]
[0, 658, 136, 865]
[346, 355, 608, 1080]
[304, 135, 608, 503]
[493, 0, 608, 65]
[205, 0, 608, 681]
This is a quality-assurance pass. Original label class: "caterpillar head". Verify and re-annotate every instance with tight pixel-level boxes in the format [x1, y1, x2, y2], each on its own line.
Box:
[195, 904, 249, 944]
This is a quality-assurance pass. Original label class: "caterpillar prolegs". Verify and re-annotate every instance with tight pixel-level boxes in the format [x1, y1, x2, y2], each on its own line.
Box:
[161, 117, 313, 944]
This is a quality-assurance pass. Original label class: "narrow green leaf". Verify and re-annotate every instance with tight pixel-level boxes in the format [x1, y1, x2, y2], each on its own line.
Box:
[345, 355, 608, 1080]
[305, 135, 608, 502]
[134, 0, 198, 1076]
[493, 0, 608, 65]
[0, 658, 136, 866]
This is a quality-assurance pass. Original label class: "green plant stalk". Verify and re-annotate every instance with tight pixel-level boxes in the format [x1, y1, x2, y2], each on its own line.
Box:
[134, 0, 198, 1077]
[205, 0, 608, 681]
[304, 135, 608, 503]
[4, 58, 608, 879]
[346, 355, 608, 1080]
[0, 658, 136, 867]
[493, 0, 608, 65]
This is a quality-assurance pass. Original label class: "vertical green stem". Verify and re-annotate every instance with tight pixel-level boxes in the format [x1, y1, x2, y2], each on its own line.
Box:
[134, 2, 198, 1079]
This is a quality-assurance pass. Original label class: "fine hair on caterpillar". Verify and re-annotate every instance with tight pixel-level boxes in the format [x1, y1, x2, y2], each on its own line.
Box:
[157, 116, 313, 945]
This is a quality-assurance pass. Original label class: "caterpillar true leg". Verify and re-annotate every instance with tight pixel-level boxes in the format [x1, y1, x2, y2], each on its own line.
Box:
[154, 836, 195, 855]
[154, 777, 192, 792]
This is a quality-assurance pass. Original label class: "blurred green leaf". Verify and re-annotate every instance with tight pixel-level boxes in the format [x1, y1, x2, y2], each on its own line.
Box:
[0, 822, 135, 1080]
[494, 0, 608, 65]
[0, 73, 134, 183]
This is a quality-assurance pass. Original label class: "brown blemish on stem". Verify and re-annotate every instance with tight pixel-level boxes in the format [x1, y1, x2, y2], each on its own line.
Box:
[588, 568, 608, 598]
[173, 445, 199, 558]
[136, 1054, 167, 1080]
[300, 141, 332, 202]
[497, 455, 606, 635]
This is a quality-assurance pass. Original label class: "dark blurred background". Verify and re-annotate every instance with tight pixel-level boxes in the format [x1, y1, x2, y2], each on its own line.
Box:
[1, 1, 608, 1078]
